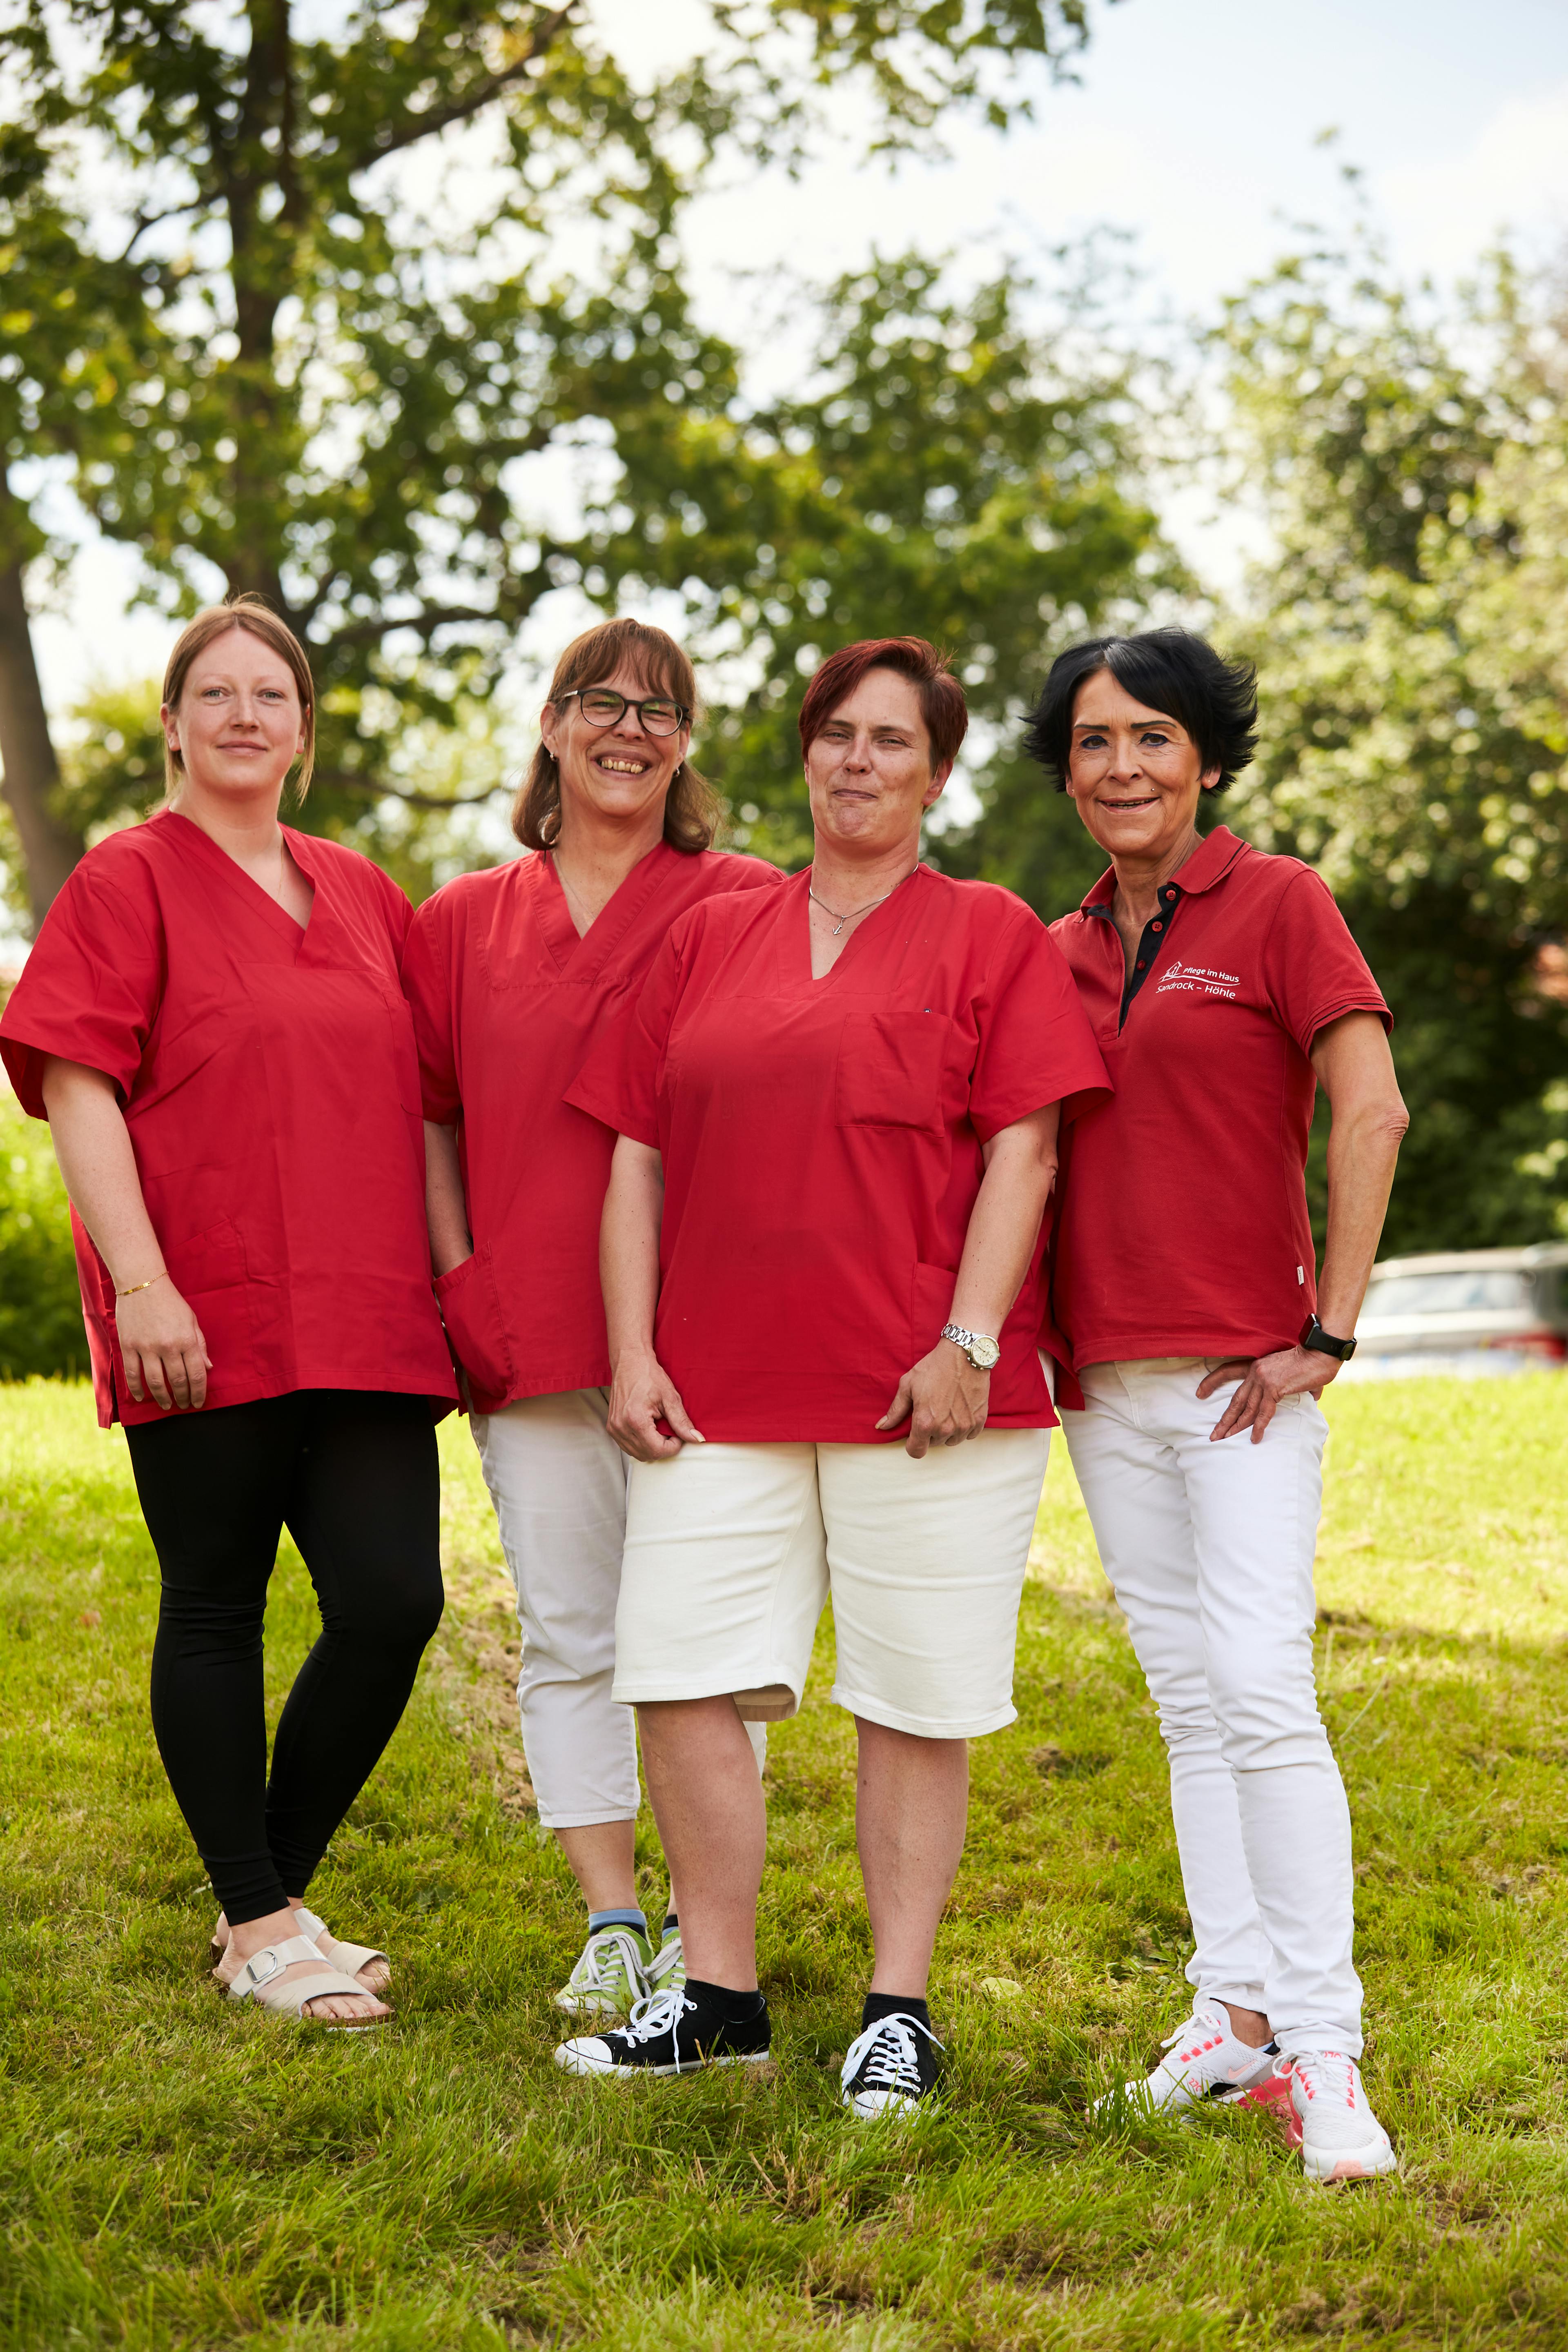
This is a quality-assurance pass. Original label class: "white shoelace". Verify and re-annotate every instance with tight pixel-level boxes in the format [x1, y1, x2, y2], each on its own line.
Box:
[576, 1927, 647, 1998]
[1287, 2049, 1359, 2106]
[616, 1984, 693, 2046]
[644, 1934, 684, 1989]
[841, 2011, 943, 2099]
[1157, 1999, 1229, 2056]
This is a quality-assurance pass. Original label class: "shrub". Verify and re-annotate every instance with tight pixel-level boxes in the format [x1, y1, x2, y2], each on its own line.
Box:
[0, 1092, 85, 1380]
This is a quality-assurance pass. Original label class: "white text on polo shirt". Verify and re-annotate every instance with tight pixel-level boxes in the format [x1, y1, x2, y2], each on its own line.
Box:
[1153, 960, 1239, 1000]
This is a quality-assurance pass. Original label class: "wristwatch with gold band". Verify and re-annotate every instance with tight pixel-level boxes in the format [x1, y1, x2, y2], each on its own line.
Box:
[942, 1321, 1001, 1372]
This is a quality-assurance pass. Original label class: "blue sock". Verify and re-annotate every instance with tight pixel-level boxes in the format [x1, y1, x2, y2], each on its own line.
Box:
[662, 1910, 679, 1941]
[588, 1908, 648, 1938]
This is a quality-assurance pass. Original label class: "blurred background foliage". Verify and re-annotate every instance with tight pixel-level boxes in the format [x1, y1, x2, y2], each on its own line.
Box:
[2, 4, 1567, 1374]
[0, 1087, 84, 1380]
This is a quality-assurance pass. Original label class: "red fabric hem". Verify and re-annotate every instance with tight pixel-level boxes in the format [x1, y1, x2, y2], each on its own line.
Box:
[107, 1372, 458, 1431]
[474, 1363, 614, 1412]
[1298, 992, 1395, 1052]
[661, 1406, 1058, 1444]
[1068, 1330, 1303, 1371]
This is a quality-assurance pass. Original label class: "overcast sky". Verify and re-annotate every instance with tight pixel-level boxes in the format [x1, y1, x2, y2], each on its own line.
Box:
[29, 0, 1568, 717]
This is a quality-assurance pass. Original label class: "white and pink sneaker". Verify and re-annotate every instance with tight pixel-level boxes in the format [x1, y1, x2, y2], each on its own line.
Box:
[1249, 2050, 1398, 2181]
[1111, 1997, 1280, 2114]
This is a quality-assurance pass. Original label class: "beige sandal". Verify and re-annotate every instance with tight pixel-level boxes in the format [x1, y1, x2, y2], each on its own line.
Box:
[210, 1907, 391, 1992]
[295, 1907, 391, 1991]
[223, 1934, 386, 2029]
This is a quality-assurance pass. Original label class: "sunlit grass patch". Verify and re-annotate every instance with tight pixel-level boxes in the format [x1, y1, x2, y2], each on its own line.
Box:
[2, 1374, 1566, 2346]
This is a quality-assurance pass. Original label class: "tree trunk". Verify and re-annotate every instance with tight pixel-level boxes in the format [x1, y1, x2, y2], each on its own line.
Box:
[0, 556, 87, 927]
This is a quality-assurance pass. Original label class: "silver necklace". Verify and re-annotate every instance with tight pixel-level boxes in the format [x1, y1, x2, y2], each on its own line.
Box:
[808, 867, 915, 938]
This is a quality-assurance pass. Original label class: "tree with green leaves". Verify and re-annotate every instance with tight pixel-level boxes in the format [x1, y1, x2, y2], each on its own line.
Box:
[1212, 247, 1568, 1251]
[946, 240, 1568, 1251]
[598, 251, 1172, 866]
[0, 0, 1110, 922]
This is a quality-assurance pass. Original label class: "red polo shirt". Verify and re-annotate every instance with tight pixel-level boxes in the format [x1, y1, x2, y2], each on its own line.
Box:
[567, 864, 1110, 1442]
[1047, 825, 1390, 1399]
[0, 811, 457, 1428]
[401, 842, 782, 1410]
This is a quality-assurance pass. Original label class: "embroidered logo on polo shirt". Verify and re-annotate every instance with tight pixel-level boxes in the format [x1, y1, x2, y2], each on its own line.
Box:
[1153, 960, 1240, 1000]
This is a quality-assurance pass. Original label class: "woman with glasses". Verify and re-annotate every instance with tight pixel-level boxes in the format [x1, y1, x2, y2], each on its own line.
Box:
[401, 619, 780, 2020]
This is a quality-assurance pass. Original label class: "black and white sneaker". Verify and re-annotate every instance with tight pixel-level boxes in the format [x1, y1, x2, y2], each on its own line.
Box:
[840, 2011, 944, 2119]
[555, 1983, 771, 2080]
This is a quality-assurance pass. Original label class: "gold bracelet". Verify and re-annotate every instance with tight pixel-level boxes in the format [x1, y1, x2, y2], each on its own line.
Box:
[116, 1272, 168, 1298]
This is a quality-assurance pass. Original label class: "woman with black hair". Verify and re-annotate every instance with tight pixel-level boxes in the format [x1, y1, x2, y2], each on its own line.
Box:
[1031, 629, 1409, 2182]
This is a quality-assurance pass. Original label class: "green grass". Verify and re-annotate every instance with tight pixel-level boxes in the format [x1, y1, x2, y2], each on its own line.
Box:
[2, 1374, 1567, 2350]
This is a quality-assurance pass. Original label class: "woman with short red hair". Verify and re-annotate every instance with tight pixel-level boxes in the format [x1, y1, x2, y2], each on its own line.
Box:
[556, 638, 1108, 2109]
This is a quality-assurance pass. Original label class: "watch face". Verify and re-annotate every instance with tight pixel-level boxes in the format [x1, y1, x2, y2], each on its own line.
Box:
[972, 1336, 1001, 1370]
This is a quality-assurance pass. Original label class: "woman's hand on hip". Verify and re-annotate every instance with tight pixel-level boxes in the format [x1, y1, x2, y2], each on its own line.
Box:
[116, 1281, 212, 1412]
[1197, 1346, 1336, 1444]
[607, 1346, 704, 1462]
[878, 1341, 990, 1459]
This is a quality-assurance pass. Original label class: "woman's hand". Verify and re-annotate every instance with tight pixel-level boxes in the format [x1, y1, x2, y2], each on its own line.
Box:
[878, 1339, 990, 1458]
[116, 1278, 212, 1411]
[607, 1345, 704, 1462]
[1196, 1346, 1336, 1444]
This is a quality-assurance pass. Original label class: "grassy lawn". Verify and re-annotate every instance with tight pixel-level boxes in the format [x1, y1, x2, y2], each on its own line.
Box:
[2, 1373, 1566, 2349]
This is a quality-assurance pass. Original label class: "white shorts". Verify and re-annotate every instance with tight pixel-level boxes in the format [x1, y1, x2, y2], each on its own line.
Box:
[612, 1428, 1050, 1740]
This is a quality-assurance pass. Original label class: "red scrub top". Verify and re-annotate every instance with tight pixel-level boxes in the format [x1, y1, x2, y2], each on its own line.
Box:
[1047, 825, 1391, 1402]
[401, 841, 782, 1412]
[0, 810, 457, 1428]
[566, 864, 1111, 1443]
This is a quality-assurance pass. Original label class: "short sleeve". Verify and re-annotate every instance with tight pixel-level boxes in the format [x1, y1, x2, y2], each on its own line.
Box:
[368, 860, 414, 953]
[969, 905, 1113, 1142]
[0, 858, 163, 1118]
[724, 854, 788, 898]
[401, 895, 461, 1125]
[566, 918, 693, 1147]
[1261, 870, 1391, 1055]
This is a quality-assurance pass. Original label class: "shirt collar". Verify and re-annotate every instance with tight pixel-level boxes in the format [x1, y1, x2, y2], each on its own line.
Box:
[1079, 822, 1248, 914]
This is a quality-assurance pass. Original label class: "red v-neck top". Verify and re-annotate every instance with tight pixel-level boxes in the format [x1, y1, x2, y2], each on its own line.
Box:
[401, 841, 783, 1410]
[0, 809, 456, 1428]
[1047, 825, 1391, 1398]
[566, 864, 1111, 1443]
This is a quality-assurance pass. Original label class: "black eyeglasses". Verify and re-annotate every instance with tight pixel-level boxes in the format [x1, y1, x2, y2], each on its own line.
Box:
[556, 687, 689, 737]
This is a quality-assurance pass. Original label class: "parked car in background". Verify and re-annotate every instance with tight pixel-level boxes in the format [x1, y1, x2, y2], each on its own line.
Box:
[1344, 1244, 1568, 1379]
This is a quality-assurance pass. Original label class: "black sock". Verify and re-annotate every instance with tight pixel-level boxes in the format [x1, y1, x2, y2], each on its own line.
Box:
[662, 1910, 679, 1940]
[862, 1991, 930, 2032]
[684, 1976, 766, 2022]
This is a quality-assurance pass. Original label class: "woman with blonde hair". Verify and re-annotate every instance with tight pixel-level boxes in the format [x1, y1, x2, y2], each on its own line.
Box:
[402, 617, 780, 2018]
[0, 594, 455, 2030]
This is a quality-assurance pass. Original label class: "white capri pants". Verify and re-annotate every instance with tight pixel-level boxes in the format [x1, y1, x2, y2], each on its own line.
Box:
[612, 1428, 1050, 1739]
[473, 1389, 762, 1830]
[1061, 1359, 1361, 2057]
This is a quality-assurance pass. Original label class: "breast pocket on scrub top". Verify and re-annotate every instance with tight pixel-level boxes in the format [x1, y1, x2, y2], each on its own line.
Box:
[833, 1009, 953, 1133]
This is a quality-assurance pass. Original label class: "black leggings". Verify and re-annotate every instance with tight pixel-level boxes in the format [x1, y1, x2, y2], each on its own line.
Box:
[126, 1389, 443, 1926]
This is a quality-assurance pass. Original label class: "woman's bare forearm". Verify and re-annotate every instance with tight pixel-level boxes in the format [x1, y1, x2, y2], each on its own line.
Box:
[39, 1057, 164, 1289]
[1317, 1109, 1407, 1336]
[949, 1105, 1060, 1337]
[423, 1119, 473, 1276]
[600, 1136, 665, 1365]
[1311, 1014, 1410, 1336]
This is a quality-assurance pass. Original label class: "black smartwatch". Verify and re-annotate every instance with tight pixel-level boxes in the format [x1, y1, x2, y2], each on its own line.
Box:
[1299, 1314, 1356, 1363]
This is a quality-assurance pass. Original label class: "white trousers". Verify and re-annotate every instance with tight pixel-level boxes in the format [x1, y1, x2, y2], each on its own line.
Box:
[1061, 1359, 1362, 2057]
[472, 1389, 763, 1831]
